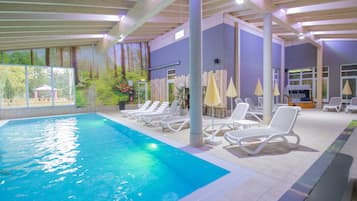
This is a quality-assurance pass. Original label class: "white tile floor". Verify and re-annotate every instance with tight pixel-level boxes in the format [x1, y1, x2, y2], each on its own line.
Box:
[101, 109, 357, 201]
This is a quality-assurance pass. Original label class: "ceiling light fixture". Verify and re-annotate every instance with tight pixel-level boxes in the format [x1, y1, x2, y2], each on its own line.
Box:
[119, 15, 125, 21]
[279, 8, 286, 14]
[118, 34, 125, 42]
[298, 33, 305, 40]
[235, 0, 244, 5]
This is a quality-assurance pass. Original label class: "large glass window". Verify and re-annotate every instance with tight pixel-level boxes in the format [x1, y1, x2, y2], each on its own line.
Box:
[2, 50, 31, 65]
[0, 65, 26, 108]
[53, 67, 75, 105]
[341, 64, 357, 102]
[28, 66, 52, 107]
[32, 49, 46, 66]
[0, 64, 75, 109]
[288, 67, 329, 102]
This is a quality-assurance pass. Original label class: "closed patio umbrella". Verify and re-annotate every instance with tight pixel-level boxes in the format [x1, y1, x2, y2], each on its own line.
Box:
[226, 77, 237, 115]
[254, 79, 263, 96]
[204, 71, 222, 144]
[342, 80, 352, 101]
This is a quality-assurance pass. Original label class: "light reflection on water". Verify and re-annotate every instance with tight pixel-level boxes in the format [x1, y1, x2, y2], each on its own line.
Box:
[1, 118, 79, 179]
[38, 118, 79, 173]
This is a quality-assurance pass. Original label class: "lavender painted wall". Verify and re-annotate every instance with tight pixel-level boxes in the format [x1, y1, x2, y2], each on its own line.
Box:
[284, 41, 357, 97]
[150, 24, 283, 107]
[150, 24, 229, 80]
[150, 37, 189, 79]
[224, 25, 235, 82]
[239, 29, 281, 102]
[323, 40, 357, 97]
[285, 43, 316, 69]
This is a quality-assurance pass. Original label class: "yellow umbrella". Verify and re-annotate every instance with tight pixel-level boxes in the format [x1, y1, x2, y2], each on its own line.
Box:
[273, 81, 280, 104]
[273, 81, 280, 96]
[342, 80, 352, 101]
[204, 71, 221, 106]
[226, 77, 237, 114]
[204, 71, 222, 145]
[342, 80, 352, 96]
[254, 79, 263, 96]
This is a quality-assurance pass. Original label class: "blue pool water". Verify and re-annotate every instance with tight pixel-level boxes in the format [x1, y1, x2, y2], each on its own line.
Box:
[0, 114, 228, 201]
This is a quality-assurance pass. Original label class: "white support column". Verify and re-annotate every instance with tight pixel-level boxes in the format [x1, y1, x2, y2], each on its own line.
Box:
[189, 0, 203, 147]
[25, 65, 29, 107]
[316, 44, 323, 108]
[51, 67, 55, 106]
[263, 13, 273, 124]
[234, 22, 240, 98]
[280, 43, 285, 103]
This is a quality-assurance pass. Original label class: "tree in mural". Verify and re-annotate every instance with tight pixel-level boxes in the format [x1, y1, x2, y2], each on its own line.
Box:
[3, 78, 15, 105]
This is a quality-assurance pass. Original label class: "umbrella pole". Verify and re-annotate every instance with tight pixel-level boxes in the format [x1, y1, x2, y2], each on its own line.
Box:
[231, 98, 233, 115]
[211, 106, 214, 139]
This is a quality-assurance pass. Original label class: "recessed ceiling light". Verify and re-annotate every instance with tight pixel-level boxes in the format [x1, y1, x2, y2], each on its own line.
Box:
[235, 0, 244, 5]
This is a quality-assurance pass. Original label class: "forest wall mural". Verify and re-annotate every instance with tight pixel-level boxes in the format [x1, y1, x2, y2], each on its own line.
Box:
[0, 42, 149, 109]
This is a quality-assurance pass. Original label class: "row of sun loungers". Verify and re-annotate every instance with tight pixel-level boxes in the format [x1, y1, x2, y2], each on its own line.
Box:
[323, 96, 357, 112]
[119, 99, 302, 155]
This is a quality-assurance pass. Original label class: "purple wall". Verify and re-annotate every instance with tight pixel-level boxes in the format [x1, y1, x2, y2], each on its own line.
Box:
[323, 40, 357, 97]
[285, 43, 316, 69]
[150, 37, 189, 79]
[284, 41, 357, 97]
[150, 24, 283, 107]
[150, 24, 230, 80]
[239, 29, 282, 102]
[224, 25, 235, 82]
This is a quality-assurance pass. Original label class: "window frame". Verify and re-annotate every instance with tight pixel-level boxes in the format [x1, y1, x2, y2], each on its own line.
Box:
[0, 64, 75, 109]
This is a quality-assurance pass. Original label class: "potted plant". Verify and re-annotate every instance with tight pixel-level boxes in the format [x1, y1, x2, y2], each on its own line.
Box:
[118, 94, 129, 110]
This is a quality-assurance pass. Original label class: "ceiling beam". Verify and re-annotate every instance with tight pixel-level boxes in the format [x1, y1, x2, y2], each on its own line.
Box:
[0, 12, 122, 21]
[286, 0, 357, 15]
[97, 0, 176, 52]
[247, 0, 320, 47]
[301, 18, 357, 26]
[0, 39, 98, 51]
[0, 34, 103, 43]
[0, 0, 135, 9]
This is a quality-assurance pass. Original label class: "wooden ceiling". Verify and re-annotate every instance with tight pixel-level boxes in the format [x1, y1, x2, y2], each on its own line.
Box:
[0, 0, 356, 51]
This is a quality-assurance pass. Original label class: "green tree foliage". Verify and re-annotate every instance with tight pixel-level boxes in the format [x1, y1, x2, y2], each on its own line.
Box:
[3, 78, 15, 104]
[0, 66, 26, 99]
[28, 67, 50, 97]
[75, 89, 88, 107]
[2, 51, 31, 65]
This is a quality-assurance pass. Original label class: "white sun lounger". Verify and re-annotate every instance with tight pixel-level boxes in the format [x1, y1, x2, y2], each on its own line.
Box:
[224, 106, 300, 155]
[141, 100, 181, 126]
[345, 97, 357, 113]
[323, 97, 342, 112]
[159, 115, 190, 133]
[203, 103, 250, 138]
[135, 101, 171, 121]
[127, 101, 160, 118]
[120, 100, 151, 117]
[132, 101, 169, 119]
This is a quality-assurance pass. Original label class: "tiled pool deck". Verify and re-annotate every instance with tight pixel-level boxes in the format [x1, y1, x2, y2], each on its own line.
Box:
[279, 121, 357, 201]
[101, 109, 356, 201]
